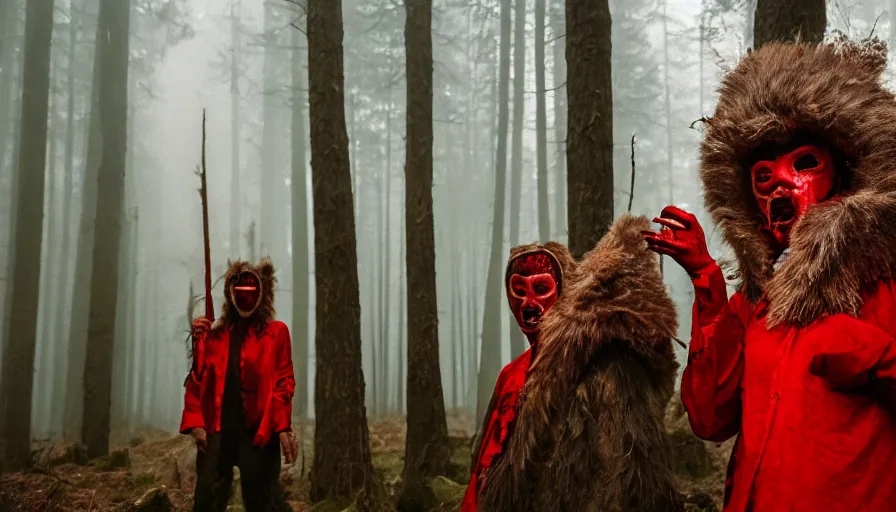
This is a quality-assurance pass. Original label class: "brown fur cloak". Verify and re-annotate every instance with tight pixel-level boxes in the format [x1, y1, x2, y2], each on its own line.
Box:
[699, 36, 896, 327]
[476, 215, 681, 512]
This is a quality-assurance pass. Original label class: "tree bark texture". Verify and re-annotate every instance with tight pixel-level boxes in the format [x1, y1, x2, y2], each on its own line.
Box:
[399, 0, 450, 507]
[535, 0, 549, 243]
[82, 0, 131, 459]
[753, 0, 825, 49]
[508, 0, 527, 357]
[550, 0, 567, 242]
[64, 15, 104, 441]
[290, 26, 310, 421]
[306, 0, 374, 504]
[0, 0, 54, 472]
[566, 0, 613, 259]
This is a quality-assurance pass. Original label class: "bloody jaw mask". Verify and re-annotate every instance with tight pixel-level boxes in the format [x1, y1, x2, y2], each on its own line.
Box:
[507, 252, 560, 338]
[231, 271, 262, 318]
[750, 144, 836, 248]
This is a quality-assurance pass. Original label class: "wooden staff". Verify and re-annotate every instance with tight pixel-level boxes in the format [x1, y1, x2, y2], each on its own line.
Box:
[200, 108, 214, 322]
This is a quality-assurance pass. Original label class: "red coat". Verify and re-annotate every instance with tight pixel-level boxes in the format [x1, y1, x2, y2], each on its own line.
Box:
[461, 348, 532, 511]
[682, 263, 896, 512]
[180, 320, 295, 447]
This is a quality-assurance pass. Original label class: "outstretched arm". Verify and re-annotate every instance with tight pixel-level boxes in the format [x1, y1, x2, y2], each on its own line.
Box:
[645, 206, 746, 441]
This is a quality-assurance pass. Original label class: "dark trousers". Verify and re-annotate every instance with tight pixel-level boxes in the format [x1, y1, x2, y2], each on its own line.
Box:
[192, 426, 290, 512]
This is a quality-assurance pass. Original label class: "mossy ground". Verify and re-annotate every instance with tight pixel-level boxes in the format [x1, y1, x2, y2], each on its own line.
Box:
[0, 402, 730, 511]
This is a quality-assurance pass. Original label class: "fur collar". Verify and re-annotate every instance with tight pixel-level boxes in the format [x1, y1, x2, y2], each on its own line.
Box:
[216, 257, 277, 332]
[699, 37, 896, 327]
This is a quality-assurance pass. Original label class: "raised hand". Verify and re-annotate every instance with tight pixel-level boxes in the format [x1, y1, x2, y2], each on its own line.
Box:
[191, 316, 212, 340]
[642, 205, 715, 275]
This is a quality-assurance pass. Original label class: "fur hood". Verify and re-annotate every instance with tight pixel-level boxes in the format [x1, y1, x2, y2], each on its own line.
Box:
[215, 257, 277, 332]
[479, 215, 680, 511]
[700, 36, 896, 327]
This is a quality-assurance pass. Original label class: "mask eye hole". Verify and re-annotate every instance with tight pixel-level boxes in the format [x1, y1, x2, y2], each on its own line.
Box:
[754, 167, 772, 184]
[794, 153, 819, 171]
[533, 283, 549, 295]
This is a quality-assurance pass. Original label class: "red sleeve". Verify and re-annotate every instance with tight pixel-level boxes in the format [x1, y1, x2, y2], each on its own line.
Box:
[680, 261, 748, 442]
[180, 368, 205, 434]
[845, 282, 896, 410]
[271, 323, 296, 433]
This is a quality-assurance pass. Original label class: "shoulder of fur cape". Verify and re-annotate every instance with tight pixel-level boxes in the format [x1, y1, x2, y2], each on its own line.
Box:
[700, 37, 896, 327]
[478, 215, 681, 510]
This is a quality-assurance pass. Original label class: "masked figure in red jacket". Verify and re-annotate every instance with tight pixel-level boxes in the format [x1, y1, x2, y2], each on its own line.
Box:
[181, 257, 298, 512]
[644, 37, 896, 512]
[465, 215, 681, 511]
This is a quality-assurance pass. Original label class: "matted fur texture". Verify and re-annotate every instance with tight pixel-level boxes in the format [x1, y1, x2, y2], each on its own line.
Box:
[214, 257, 277, 333]
[478, 215, 681, 512]
[700, 37, 896, 327]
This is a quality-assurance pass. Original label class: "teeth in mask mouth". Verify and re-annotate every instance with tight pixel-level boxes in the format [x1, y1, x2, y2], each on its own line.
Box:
[770, 197, 796, 223]
[522, 308, 542, 328]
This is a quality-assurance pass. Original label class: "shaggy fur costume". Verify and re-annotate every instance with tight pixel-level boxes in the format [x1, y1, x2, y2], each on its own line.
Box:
[214, 257, 278, 333]
[476, 215, 681, 511]
[699, 36, 896, 327]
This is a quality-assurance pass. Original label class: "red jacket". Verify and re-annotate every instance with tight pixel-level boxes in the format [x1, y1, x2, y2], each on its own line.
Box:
[682, 263, 896, 511]
[461, 347, 531, 511]
[180, 320, 295, 447]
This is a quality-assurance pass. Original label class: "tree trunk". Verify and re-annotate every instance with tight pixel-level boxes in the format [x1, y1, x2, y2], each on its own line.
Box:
[381, 84, 393, 414]
[290, 26, 310, 421]
[0, 0, 54, 472]
[230, 0, 242, 257]
[535, 0, 549, 243]
[476, 0, 512, 424]
[753, 0, 825, 49]
[566, 0, 613, 259]
[81, 0, 131, 459]
[397, 207, 406, 413]
[64, 13, 104, 441]
[399, 0, 450, 507]
[306, 0, 374, 503]
[0, 0, 17, 179]
[50, 8, 79, 431]
[467, 236, 479, 412]
[744, 0, 756, 49]
[260, 0, 280, 261]
[550, 0, 566, 243]
[37, 50, 59, 435]
[508, 0, 527, 357]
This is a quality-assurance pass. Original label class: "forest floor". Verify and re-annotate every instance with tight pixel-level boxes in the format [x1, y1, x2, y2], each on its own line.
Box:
[0, 399, 732, 512]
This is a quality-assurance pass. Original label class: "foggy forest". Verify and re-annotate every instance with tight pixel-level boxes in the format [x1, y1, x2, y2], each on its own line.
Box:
[0, 0, 887, 510]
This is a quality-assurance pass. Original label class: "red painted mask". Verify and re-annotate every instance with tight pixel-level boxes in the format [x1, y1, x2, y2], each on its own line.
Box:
[750, 144, 836, 248]
[506, 252, 560, 338]
[231, 271, 261, 318]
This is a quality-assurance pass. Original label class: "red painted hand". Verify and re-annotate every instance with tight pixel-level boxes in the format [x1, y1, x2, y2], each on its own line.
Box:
[280, 431, 298, 465]
[642, 206, 715, 276]
[191, 427, 208, 452]
[191, 316, 212, 340]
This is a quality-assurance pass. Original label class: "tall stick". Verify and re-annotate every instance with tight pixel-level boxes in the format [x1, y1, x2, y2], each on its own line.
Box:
[200, 109, 214, 321]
